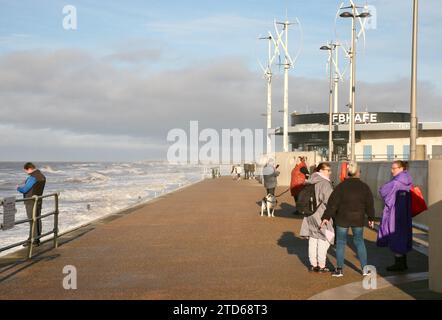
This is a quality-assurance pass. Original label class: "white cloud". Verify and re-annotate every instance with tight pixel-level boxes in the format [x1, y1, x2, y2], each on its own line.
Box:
[0, 124, 164, 161]
[0, 48, 440, 160]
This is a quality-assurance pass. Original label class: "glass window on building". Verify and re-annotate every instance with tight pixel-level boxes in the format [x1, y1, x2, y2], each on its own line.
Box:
[387, 145, 394, 161]
[403, 145, 410, 160]
[363, 145, 373, 161]
[433, 145, 442, 160]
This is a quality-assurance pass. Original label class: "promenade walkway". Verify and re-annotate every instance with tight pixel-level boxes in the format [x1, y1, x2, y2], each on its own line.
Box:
[0, 177, 434, 299]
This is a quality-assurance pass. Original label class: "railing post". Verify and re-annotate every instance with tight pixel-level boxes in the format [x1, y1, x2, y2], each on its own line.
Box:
[27, 195, 38, 259]
[54, 193, 59, 248]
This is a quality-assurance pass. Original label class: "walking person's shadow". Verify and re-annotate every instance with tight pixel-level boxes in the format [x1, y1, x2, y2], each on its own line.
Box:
[274, 203, 304, 220]
[277, 231, 312, 270]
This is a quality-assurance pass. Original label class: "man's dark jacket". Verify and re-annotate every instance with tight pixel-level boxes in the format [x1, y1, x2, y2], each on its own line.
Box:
[17, 170, 46, 198]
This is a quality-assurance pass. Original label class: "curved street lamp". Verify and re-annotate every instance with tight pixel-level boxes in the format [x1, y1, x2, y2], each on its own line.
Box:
[340, 12, 354, 18]
[340, 11, 371, 18]
[339, 4, 371, 161]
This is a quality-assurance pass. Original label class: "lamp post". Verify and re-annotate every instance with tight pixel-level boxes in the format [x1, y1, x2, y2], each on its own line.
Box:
[340, 6, 371, 162]
[259, 35, 274, 154]
[320, 44, 337, 161]
[410, 0, 419, 160]
[280, 21, 291, 153]
[333, 43, 340, 114]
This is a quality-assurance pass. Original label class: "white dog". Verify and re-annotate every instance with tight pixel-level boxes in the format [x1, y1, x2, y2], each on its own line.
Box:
[261, 194, 277, 218]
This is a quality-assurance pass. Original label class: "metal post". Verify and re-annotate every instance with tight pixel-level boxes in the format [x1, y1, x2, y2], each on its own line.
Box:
[328, 45, 334, 161]
[267, 38, 273, 154]
[410, 0, 419, 160]
[348, 58, 353, 160]
[334, 45, 339, 114]
[54, 193, 59, 248]
[350, 7, 357, 162]
[283, 22, 289, 152]
[27, 196, 38, 259]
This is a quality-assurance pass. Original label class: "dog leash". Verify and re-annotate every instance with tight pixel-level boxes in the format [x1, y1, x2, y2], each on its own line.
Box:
[275, 188, 291, 198]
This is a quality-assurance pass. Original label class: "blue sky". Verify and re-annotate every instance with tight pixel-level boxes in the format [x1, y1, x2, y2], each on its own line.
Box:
[0, 0, 441, 161]
[1, 0, 440, 86]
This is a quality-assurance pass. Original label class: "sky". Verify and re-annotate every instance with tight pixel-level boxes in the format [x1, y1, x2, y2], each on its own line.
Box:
[0, 0, 441, 161]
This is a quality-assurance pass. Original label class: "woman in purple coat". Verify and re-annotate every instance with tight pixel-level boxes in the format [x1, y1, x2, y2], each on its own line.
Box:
[377, 160, 413, 272]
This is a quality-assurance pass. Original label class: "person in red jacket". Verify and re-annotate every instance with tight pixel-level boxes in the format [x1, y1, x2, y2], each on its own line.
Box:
[290, 156, 310, 214]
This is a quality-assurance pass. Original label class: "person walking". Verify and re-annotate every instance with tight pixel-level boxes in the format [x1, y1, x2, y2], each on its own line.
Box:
[230, 165, 236, 180]
[299, 162, 334, 273]
[290, 156, 310, 214]
[377, 160, 413, 272]
[250, 163, 256, 179]
[262, 159, 280, 195]
[17, 162, 46, 246]
[321, 161, 375, 277]
[236, 165, 243, 181]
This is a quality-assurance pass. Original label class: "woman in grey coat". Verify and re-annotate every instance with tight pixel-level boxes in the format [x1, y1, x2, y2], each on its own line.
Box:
[299, 162, 334, 272]
[262, 160, 280, 195]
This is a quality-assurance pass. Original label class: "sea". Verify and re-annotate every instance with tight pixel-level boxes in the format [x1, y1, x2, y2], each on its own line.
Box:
[0, 161, 206, 256]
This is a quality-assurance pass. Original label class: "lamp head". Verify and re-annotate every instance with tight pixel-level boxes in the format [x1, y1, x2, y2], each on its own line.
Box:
[340, 11, 354, 18]
[357, 12, 371, 18]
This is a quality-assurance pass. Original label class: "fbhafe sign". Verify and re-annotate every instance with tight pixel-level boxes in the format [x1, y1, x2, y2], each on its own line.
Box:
[332, 113, 378, 124]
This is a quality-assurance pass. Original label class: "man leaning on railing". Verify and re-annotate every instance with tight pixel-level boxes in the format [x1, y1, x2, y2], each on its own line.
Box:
[16, 162, 46, 246]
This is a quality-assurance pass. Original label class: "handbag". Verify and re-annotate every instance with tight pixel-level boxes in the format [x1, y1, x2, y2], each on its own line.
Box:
[325, 229, 335, 244]
[410, 185, 428, 217]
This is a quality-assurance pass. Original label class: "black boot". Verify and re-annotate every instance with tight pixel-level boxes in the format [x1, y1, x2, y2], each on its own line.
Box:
[387, 256, 407, 272]
[402, 255, 408, 270]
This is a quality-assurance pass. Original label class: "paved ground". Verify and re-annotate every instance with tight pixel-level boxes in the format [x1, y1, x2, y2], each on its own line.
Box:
[357, 280, 442, 300]
[0, 177, 433, 299]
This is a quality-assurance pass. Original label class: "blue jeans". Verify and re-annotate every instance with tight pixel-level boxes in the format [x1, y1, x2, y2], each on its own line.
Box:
[336, 226, 367, 270]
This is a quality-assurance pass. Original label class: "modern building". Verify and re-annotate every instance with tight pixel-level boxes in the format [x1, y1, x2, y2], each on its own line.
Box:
[275, 112, 442, 161]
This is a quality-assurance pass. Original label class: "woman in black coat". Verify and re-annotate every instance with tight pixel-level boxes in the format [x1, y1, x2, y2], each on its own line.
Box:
[321, 162, 375, 277]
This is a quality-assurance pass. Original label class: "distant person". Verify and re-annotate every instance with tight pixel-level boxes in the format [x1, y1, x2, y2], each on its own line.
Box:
[236, 165, 243, 181]
[17, 162, 46, 246]
[299, 162, 334, 273]
[250, 163, 256, 179]
[321, 161, 375, 277]
[290, 156, 310, 214]
[377, 160, 413, 272]
[244, 164, 249, 180]
[262, 159, 280, 195]
[231, 165, 238, 180]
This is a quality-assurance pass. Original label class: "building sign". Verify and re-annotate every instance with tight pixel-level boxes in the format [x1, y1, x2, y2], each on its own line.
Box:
[1, 197, 17, 230]
[332, 113, 378, 125]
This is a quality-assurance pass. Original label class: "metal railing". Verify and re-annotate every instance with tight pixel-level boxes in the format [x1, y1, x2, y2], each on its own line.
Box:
[0, 193, 59, 259]
[210, 167, 221, 179]
[202, 166, 221, 179]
